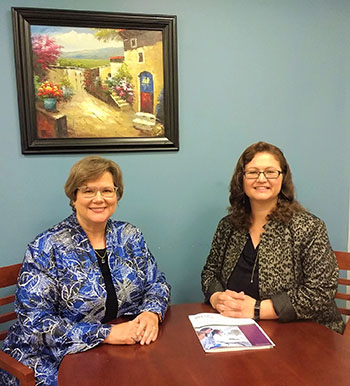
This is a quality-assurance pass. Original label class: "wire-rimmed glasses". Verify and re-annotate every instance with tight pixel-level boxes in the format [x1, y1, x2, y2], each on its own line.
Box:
[77, 186, 118, 198]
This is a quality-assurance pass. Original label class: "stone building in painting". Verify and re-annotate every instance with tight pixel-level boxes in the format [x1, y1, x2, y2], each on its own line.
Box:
[117, 30, 163, 117]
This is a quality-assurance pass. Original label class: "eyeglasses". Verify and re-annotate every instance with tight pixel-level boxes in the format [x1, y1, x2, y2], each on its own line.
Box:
[77, 186, 118, 198]
[244, 170, 283, 180]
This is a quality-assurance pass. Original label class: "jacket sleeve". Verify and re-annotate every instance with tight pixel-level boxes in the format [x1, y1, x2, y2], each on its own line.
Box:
[201, 218, 232, 302]
[15, 245, 112, 358]
[271, 218, 339, 323]
[129, 228, 171, 320]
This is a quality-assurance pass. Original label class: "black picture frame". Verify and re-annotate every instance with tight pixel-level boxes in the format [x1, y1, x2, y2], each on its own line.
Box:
[11, 7, 178, 154]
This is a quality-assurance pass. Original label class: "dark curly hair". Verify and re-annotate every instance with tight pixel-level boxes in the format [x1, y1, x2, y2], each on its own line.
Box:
[228, 141, 304, 230]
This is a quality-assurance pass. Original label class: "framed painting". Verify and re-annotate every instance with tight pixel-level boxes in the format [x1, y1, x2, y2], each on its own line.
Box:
[11, 7, 178, 153]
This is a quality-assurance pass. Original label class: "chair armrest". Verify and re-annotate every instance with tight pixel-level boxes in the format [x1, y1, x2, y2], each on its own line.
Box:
[0, 350, 35, 386]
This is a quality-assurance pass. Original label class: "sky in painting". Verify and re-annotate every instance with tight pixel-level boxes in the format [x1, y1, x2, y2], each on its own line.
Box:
[31, 26, 123, 53]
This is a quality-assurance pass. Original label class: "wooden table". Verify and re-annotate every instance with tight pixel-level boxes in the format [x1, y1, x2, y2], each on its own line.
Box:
[58, 303, 350, 386]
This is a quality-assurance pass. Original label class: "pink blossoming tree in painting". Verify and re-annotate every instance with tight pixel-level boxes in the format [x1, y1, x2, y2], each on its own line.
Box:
[31, 35, 62, 81]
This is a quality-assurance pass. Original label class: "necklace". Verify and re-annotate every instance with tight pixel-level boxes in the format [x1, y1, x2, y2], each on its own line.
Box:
[95, 248, 107, 264]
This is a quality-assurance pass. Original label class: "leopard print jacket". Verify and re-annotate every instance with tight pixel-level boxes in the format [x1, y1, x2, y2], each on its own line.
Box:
[201, 211, 345, 334]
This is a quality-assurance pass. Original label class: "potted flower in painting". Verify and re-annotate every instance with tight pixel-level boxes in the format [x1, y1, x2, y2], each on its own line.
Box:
[37, 81, 63, 111]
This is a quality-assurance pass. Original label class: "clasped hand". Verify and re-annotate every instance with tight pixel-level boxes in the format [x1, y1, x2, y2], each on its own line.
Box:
[211, 290, 256, 318]
[103, 311, 159, 346]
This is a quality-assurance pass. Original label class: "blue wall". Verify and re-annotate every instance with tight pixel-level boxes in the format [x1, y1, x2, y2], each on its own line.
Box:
[1, 0, 349, 304]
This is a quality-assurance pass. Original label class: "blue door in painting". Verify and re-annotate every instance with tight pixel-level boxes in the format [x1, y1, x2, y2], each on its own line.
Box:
[140, 71, 154, 113]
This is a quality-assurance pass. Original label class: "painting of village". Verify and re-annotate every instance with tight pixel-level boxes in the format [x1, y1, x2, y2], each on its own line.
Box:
[31, 25, 165, 138]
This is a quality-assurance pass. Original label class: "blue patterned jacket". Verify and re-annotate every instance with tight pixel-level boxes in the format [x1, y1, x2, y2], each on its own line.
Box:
[1, 214, 170, 386]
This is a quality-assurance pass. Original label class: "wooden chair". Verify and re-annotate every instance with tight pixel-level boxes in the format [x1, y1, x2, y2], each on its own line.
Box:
[0, 263, 35, 385]
[334, 251, 350, 337]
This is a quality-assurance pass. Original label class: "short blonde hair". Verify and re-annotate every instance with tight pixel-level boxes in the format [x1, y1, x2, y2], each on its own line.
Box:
[64, 156, 123, 210]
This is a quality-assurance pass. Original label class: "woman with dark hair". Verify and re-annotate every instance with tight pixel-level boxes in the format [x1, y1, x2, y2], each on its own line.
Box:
[1, 156, 170, 386]
[201, 142, 344, 333]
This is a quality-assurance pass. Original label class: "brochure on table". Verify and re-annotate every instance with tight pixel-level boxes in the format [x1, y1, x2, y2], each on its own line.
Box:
[188, 313, 275, 353]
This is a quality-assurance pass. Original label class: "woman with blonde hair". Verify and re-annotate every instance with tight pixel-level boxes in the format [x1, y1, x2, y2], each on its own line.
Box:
[1, 156, 170, 385]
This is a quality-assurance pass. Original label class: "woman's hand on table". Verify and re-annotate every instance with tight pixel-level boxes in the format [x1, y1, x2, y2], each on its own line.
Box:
[210, 290, 255, 318]
[103, 311, 159, 345]
[135, 311, 159, 345]
[103, 319, 141, 345]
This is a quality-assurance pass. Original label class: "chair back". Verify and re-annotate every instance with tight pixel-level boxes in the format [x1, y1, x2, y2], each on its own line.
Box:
[0, 263, 36, 385]
[0, 263, 21, 341]
[334, 251, 350, 336]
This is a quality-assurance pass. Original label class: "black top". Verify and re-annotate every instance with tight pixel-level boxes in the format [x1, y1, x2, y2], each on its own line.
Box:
[95, 249, 118, 323]
[226, 235, 260, 299]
